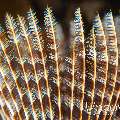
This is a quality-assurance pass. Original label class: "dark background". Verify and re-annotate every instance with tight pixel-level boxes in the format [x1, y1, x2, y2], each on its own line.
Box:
[28, 0, 120, 47]
[0, 0, 120, 45]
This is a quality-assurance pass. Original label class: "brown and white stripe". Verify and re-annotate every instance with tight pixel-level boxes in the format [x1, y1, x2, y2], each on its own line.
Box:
[98, 11, 118, 120]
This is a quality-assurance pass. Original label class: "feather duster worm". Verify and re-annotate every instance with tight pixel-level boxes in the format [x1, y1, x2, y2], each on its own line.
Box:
[0, 7, 120, 120]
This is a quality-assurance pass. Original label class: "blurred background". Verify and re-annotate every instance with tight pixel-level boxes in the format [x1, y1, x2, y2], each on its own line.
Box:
[0, 0, 120, 42]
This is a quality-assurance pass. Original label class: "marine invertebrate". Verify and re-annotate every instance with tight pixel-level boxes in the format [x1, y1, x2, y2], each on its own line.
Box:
[0, 7, 119, 120]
